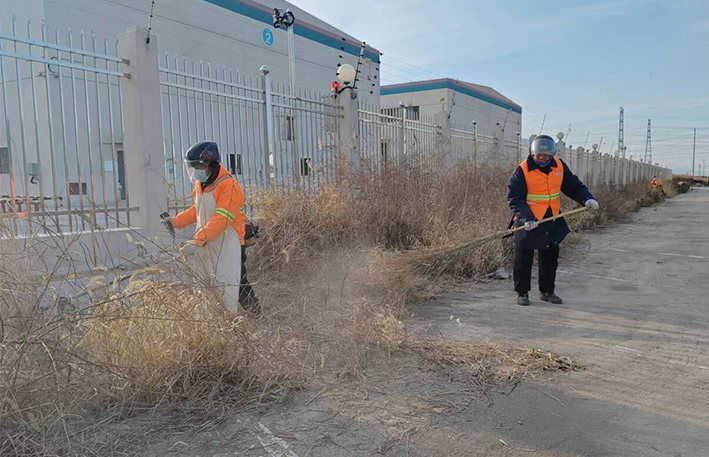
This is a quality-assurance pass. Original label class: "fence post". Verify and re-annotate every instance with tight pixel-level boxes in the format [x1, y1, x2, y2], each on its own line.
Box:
[117, 27, 167, 234]
[335, 89, 360, 176]
[473, 121, 478, 168]
[436, 111, 452, 170]
[556, 140, 566, 163]
[575, 147, 585, 181]
[398, 102, 406, 166]
[516, 132, 521, 164]
[260, 66, 275, 189]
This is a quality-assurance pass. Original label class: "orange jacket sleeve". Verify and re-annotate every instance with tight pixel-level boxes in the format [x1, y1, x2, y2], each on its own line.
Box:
[194, 178, 245, 245]
[172, 201, 197, 230]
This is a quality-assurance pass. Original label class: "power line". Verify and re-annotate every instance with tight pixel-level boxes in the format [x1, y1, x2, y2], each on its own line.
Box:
[383, 54, 447, 79]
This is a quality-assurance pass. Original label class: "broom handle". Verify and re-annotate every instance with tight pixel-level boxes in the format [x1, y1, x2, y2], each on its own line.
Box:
[509, 206, 590, 234]
[468, 206, 591, 248]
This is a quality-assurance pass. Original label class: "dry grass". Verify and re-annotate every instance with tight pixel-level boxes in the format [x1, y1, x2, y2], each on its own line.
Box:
[0, 166, 670, 455]
[406, 341, 581, 382]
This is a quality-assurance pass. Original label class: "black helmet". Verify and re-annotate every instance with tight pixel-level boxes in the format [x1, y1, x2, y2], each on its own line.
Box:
[184, 141, 221, 168]
[529, 134, 557, 156]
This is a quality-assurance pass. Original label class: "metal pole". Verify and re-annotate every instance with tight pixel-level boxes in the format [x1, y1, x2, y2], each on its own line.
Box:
[27, 20, 48, 230]
[68, 29, 87, 230]
[105, 39, 121, 226]
[56, 27, 73, 232]
[287, 24, 296, 90]
[11, 18, 32, 225]
[261, 65, 274, 189]
[399, 102, 406, 166]
[473, 121, 478, 169]
[0, 21, 19, 233]
[692, 128, 696, 176]
[41, 22, 60, 230]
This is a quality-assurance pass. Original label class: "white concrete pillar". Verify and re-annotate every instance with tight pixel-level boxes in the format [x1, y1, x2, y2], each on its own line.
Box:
[336, 89, 360, 175]
[118, 27, 167, 233]
[576, 147, 586, 182]
[556, 140, 566, 162]
[613, 155, 621, 186]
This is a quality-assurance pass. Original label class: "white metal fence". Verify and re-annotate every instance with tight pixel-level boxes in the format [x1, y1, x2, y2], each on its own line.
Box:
[0, 23, 673, 243]
[159, 58, 342, 210]
[451, 123, 501, 168]
[0, 18, 132, 236]
[358, 103, 443, 172]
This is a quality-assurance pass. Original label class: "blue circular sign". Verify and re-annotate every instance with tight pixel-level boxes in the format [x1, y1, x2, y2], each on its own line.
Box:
[262, 28, 274, 46]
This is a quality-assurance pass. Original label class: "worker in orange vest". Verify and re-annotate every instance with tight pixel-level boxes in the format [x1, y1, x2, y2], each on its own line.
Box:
[162, 141, 249, 312]
[650, 176, 662, 189]
[507, 135, 599, 306]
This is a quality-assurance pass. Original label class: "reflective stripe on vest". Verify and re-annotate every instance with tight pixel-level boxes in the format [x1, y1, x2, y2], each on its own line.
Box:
[520, 157, 564, 221]
[203, 174, 243, 222]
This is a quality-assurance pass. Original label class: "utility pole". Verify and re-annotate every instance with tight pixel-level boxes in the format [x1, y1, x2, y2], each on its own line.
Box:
[703, 158, 706, 176]
[692, 128, 697, 175]
[618, 107, 625, 158]
[644, 119, 652, 163]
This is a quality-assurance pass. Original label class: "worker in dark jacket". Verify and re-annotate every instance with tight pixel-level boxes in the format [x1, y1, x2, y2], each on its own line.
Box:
[507, 135, 599, 306]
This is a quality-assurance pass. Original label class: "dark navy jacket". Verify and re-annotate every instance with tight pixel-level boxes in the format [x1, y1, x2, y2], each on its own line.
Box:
[507, 157, 594, 250]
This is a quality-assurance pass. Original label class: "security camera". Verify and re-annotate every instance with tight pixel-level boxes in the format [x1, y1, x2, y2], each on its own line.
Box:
[273, 8, 295, 29]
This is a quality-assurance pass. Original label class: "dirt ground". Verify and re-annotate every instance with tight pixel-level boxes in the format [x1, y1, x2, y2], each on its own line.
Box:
[145, 188, 709, 457]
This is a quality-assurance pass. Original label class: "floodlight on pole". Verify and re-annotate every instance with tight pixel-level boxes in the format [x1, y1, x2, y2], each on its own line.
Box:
[337, 64, 356, 85]
[335, 63, 358, 98]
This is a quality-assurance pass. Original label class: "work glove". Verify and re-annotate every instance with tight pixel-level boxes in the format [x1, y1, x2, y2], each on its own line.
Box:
[585, 199, 600, 210]
[523, 220, 539, 231]
[179, 240, 200, 258]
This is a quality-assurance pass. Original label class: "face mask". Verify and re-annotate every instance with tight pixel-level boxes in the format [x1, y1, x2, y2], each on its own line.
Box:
[534, 157, 553, 168]
[193, 169, 208, 183]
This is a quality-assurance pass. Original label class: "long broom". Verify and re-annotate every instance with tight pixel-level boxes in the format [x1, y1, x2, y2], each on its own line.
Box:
[393, 206, 591, 278]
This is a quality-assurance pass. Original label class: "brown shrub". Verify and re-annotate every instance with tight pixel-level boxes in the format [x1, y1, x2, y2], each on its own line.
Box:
[0, 164, 667, 455]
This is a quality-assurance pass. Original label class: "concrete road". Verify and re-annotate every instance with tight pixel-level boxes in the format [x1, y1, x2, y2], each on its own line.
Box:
[150, 190, 709, 457]
[409, 188, 709, 456]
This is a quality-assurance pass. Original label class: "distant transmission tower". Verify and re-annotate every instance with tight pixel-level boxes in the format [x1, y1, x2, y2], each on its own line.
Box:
[644, 119, 652, 163]
[617, 107, 625, 158]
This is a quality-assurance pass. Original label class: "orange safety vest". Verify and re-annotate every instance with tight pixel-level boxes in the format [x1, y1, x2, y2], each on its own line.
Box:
[521, 157, 564, 221]
[172, 165, 247, 245]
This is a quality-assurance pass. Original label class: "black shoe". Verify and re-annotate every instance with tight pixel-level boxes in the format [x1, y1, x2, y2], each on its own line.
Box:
[540, 292, 563, 304]
[516, 293, 530, 306]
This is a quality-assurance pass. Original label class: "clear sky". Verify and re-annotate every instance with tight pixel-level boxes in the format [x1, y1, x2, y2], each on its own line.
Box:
[292, 0, 709, 174]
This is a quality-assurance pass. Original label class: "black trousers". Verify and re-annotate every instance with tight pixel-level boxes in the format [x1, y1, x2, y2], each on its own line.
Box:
[239, 248, 260, 314]
[513, 245, 559, 294]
